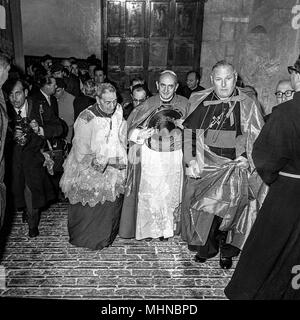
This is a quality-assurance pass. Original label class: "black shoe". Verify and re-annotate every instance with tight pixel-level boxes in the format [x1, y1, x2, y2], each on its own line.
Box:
[22, 210, 28, 223]
[219, 257, 232, 269]
[144, 238, 152, 242]
[28, 227, 39, 238]
[159, 237, 168, 241]
[194, 254, 207, 263]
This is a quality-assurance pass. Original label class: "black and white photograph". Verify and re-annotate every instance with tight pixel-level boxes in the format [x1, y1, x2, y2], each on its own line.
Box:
[1, 0, 300, 314]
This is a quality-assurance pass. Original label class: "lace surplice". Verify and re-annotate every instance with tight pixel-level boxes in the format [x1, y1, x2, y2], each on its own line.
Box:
[60, 104, 127, 207]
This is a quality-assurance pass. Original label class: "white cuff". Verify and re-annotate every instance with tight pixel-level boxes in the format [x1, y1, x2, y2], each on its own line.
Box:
[129, 128, 144, 144]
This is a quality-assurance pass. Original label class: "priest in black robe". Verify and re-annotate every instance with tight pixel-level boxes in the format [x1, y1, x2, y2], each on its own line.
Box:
[181, 60, 264, 269]
[225, 57, 300, 299]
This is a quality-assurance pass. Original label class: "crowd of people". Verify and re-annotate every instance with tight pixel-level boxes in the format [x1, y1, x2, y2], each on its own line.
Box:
[0, 50, 300, 299]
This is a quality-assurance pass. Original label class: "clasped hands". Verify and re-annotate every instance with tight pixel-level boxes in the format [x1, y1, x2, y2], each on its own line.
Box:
[91, 157, 126, 172]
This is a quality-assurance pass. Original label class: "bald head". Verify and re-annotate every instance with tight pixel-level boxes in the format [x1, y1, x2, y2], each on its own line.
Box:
[156, 70, 179, 102]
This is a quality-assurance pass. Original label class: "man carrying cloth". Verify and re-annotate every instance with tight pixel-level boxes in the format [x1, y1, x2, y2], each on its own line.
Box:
[181, 60, 264, 269]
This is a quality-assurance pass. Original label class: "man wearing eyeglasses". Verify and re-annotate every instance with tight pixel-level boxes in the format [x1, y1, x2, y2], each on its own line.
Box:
[122, 84, 148, 120]
[275, 80, 294, 105]
[264, 80, 295, 122]
[225, 55, 300, 299]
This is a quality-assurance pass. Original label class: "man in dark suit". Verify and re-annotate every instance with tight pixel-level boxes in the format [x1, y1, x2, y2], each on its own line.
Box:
[30, 74, 64, 203]
[51, 63, 81, 98]
[178, 70, 205, 99]
[5, 78, 58, 237]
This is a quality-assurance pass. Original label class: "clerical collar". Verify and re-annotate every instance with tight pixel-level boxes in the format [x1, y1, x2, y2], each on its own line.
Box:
[96, 103, 113, 118]
[160, 94, 175, 104]
[213, 89, 237, 101]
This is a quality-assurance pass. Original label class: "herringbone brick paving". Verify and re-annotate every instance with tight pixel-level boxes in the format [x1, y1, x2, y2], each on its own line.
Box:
[0, 202, 235, 299]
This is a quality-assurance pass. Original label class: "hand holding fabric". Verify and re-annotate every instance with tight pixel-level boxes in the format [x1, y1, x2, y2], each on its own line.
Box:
[234, 155, 249, 169]
[186, 159, 202, 178]
[137, 128, 156, 140]
[174, 118, 184, 129]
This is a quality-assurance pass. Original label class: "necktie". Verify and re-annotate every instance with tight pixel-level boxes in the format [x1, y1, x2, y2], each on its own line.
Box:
[17, 109, 22, 120]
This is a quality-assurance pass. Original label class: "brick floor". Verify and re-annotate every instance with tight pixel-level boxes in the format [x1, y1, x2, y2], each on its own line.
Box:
[0, 202, 236, 300]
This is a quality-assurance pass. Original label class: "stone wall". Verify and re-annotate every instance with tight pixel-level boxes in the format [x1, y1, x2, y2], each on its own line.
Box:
[20, 0, 102, 59]
[200, 0, 300, 114]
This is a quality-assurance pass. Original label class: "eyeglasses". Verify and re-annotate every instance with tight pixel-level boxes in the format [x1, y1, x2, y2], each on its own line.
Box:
[133, 97, 146, 104]
[274, 90, 295, 98]
[287, 66, 300, 74]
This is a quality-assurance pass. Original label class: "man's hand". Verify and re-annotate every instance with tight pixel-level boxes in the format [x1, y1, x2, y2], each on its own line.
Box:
[30, 120, 44, 136]
[235, 156, 249, 169]
[14, 127, 24, 139]
[174, 118, 184, 129]
[91, 158, 106, 173]
[186, 159, 202, 178]
[137, 128, 156, 140]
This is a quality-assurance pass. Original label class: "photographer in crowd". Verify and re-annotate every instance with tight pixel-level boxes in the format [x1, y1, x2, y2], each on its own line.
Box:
[4, 78, 55, 238]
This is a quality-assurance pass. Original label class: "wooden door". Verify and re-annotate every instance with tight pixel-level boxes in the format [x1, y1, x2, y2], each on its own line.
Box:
[102, 0, 204, 93]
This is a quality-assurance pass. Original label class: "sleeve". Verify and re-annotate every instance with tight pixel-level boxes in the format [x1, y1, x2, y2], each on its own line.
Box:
[30, 102, 63, 139]
[42, 110, 63, 139]
[252, 108, 292, 185]
[72, 112, 93, 163]
[128, 128, 145, 144]
[119, 119, 128, 148]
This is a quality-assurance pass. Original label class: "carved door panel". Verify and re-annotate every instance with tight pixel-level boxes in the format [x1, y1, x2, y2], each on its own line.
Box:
[103, 0, 204, 93]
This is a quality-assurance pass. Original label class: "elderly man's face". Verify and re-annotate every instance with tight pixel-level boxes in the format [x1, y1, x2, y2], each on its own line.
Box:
[97, 91, 117, 114]
[156, 74, 178, 102]
[9, 81, 27, 109]
[211, 65, 237, 99]
[275, 81, 294, 104]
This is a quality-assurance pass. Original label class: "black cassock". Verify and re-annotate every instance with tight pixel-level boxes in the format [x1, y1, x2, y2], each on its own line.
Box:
[225, 91, 300, 300]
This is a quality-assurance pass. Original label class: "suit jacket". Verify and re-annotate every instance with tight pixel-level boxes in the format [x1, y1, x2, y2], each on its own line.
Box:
[6, 99, 55, 209]
[28, 90, 63, 140]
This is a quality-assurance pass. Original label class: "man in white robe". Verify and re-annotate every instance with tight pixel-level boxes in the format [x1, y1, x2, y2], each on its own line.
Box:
[119, 70, 190, 241]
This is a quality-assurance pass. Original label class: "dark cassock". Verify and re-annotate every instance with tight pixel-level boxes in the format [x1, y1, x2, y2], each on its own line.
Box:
[225, 91, 300, 300]
[181, 87, 264, 262]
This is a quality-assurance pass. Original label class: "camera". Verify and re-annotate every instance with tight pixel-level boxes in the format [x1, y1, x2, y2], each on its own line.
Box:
[14, 116, 32, 146]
